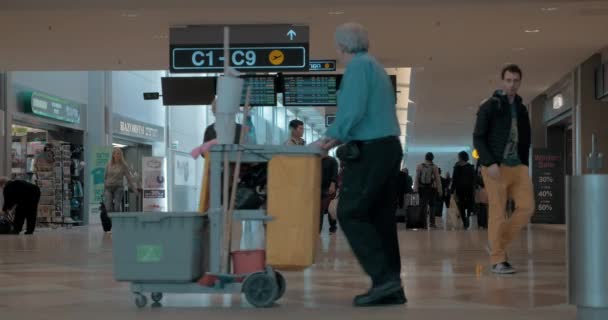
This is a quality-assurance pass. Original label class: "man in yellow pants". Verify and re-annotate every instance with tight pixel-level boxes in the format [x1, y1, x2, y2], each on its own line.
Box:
[473, 64, 534, 274]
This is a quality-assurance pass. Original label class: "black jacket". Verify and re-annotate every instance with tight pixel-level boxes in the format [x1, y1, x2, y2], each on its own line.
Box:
[451, 161, 476, 194]
[2, 180, 41, 211]
[473, 91, 531, 167]
[203, 123, 243, 144]
[397, 171, 413, 196]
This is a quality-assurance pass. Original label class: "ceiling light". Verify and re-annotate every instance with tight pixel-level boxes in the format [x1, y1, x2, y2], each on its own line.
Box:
[541, 7, 559, 12]
[328, 10, 345, 15]
[112, 143, 128, 148]
[122, 12, 139, 18]
[525, 29, 541, 33]
[512, 47, 526, 51]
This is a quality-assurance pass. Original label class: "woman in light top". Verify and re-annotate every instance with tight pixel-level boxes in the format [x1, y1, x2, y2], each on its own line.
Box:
[104, 148, 136, 212]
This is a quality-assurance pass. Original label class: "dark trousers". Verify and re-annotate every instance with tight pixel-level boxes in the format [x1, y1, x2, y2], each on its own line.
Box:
[455, 190, 474, 229]
[12, 189, 41, 234]
[419, 187, 437, 227]
[337, 137, 403, 287]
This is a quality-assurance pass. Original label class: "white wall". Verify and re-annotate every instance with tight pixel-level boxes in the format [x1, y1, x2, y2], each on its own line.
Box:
[169, 105, 208, 212]
[12, 71, 89, 104]
[111, 71, 165, 127]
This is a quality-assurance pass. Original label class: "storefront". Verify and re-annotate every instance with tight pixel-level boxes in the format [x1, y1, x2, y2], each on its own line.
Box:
[111, 114, 165, 212]
[8, 87, 87, 224]
[530, 72, 575, 225]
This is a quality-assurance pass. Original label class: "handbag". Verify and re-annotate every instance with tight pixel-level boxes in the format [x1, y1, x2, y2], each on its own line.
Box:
[336, 142, 361, 162]
[328, 191, 339, 220]
[0, 211, 14, 234]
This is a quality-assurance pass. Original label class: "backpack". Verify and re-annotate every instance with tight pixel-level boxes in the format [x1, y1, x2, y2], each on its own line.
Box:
[419, 163, 436, 188]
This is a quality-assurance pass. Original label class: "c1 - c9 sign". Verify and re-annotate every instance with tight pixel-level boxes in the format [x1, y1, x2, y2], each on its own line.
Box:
[170, 45, 308, 72]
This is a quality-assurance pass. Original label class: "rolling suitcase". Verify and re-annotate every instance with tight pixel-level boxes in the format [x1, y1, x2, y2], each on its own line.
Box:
[406, 205, 425, 229]
[477, 204, 488, 229]
[405, 193, 425, 229]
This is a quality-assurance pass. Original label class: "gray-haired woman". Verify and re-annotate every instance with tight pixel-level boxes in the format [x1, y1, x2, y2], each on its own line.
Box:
[320, 23, 405, 307]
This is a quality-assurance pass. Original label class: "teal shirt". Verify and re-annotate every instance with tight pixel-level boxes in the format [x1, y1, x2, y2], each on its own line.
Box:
[325, 53, 401, 143]
[502, 102, 522, 166]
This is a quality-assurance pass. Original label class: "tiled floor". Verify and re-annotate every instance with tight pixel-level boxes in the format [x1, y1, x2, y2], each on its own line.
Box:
[0, 223, 573, 319]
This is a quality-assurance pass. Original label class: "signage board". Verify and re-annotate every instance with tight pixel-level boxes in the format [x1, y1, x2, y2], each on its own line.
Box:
[89, 146, 112, 223]
[23, 91, 81, 124]
[113, 115, 164, 142]
[142, 157, 167, 212]
[531, 149, 565, 224]
[170, 24, 309, 73]
[309, 60, 337, 72]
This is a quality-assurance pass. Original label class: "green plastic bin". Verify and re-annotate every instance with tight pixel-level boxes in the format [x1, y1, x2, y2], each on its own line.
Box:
[110, 212, 209, 283]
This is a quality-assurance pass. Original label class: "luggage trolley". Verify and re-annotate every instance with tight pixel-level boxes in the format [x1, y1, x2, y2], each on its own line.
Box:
[110, 144, 320, 308]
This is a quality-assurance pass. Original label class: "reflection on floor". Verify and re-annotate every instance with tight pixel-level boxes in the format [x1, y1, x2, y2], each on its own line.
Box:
[0, 223, 572, 319]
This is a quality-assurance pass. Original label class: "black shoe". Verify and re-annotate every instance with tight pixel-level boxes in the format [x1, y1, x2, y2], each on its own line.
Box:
[491, 261, 516, 274]
[377, 288, 407, 305]
[354, 281, 404, 307]
[329, 228, 337, 234]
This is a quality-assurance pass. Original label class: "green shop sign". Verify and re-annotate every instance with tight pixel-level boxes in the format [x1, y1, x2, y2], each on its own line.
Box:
[22, 91, 82, 124]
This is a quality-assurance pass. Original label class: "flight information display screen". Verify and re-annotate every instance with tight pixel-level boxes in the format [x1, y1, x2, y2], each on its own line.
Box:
[282, 75, 340, 106]
[240, 75, 277, 106]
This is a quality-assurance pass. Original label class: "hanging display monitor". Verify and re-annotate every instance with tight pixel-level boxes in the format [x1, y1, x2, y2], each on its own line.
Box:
[240, 75, 277, 106]
[282, 75, 341, 106]
[161, 77, 216, 106]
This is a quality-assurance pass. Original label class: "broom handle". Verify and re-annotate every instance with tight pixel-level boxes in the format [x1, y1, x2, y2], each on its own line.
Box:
[223, 87, 251, 274]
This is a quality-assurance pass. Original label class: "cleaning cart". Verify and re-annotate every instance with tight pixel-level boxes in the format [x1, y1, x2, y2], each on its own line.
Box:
[110, 144, 321, 308]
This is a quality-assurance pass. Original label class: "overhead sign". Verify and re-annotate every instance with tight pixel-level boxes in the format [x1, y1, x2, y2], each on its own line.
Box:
[113, 115, 165, 142]
[325, 115, 336, 127]
[171, 46, 307, 72]
[170, 24, 309, 73]
[23, 91, 81, 124]
[309, 60, 337, 72]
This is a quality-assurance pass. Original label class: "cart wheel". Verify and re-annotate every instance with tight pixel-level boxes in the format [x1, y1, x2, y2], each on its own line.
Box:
[135, 294, 148, 308]
[243, 272, 279, 308]
[150, 292, 163, 302]
[275, 271, 286, 301]
[151, 292, 163, 303]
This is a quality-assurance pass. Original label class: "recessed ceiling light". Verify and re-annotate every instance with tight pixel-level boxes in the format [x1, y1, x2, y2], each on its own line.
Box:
[328, 10, 345, 15]
[525, 29, 541, 33]
[512, 47, 526, 51]
[541, 7, 559, 12]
